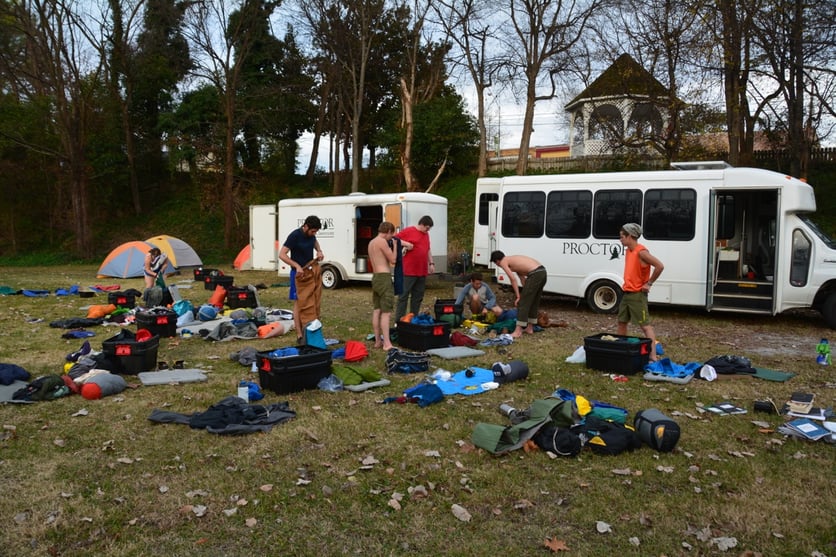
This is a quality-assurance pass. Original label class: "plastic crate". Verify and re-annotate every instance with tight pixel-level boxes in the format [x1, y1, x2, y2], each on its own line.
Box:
[583, 333, 651, 374]
[397, 321, 451, 351]
[227, 286, 257, 309]
[434, 298, 463, 320]
[256, 345, 332, 394]
[102, 331, 160, 375]
[193, 268, 219, 281]
[107, 291, 136, 308]
[136, 309, 178, 338]
[204, 274, 234, 291]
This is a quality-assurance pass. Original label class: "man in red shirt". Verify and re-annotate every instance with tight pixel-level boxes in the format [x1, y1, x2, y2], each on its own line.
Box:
[395, 215, 434, 322]
[617, 223, 664, 360]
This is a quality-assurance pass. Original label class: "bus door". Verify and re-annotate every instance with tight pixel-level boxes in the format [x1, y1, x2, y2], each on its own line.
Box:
[708, 189, 778, 314]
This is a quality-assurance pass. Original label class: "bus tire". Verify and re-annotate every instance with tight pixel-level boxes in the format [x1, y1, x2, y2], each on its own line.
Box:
[321, 265, 343, 289]
[586, 280, 621, 314]
[823, 292, 836, 329]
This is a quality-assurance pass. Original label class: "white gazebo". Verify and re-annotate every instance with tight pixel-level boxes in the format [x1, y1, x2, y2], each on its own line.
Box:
[566, 54, 673, 157]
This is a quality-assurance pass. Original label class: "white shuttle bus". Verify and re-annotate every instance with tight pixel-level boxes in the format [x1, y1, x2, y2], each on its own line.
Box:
[473, 162, 836, 328]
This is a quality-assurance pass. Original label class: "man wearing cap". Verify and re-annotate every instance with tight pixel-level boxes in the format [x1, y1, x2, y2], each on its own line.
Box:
[617, 223, 664, 360]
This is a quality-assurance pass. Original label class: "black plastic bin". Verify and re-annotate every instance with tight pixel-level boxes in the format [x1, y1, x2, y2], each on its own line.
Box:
[256, 345, 332, 394]
[107, 291, 136, 309]
[583, 333, 652, 374]
[397, 321, 451, 351]
[136, 309, 178, 338]
[227, 286, 257, 309]
[102, 330, 160, 375]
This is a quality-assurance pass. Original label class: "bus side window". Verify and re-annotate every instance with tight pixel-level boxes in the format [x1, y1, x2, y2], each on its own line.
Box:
[789, 229, 811, 287]
[643, 189, 696, 240]
[593, 190, 642, 238]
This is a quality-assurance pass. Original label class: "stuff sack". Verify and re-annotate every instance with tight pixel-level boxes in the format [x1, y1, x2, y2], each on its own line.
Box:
[634, 408, 680, 452]
[576, 416, 642, 455]
[533, 425, 582, 457]
[703, 354, 756, 374]
[385, 348, 430, 374]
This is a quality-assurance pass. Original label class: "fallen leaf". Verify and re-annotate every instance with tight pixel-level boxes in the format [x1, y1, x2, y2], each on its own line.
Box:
[544, 537, 570, 552]
[260, 484, 273, 492]
[388, 499, 401, 511]
[361, 455, 379, 465]
[245, 517, 257, 527]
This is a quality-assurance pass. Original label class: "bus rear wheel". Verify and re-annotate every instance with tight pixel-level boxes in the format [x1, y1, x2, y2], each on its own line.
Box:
[586, 280, 621, 314]
[321, 265, 343, 289]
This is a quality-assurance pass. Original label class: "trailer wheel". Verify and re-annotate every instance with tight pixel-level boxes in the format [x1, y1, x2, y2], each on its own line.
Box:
[321, 265, 343, 289]
[822, 292, 836, 329]
[586, 280, 621, 314]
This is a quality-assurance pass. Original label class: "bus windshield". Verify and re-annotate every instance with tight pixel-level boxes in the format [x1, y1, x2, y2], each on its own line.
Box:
[799, 215, 836, 249]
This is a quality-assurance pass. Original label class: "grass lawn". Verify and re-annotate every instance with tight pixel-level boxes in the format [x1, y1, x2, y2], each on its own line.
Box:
[0, 265, 834, 556]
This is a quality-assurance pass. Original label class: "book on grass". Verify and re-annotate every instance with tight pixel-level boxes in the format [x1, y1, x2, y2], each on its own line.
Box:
[782, 405, 827, 420]
[785, 418, 831, 441]
[705, 402, 747, 415]
[787, 392, 814, 414]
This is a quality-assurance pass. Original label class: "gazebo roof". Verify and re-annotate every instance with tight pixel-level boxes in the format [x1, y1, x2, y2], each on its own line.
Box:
[565, 54, 671, 111]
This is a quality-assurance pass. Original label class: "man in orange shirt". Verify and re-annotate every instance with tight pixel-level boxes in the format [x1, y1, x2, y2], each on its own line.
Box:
[617, 223, 664, 360]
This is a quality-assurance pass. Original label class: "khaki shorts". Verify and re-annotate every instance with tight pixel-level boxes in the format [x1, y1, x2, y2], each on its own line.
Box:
[618, 291, 651, 326]
[372, 273, 394, 312]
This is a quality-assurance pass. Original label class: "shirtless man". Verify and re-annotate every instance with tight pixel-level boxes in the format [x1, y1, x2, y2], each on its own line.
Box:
[368, 222, 398, 350]
[490, 251, 547, 338]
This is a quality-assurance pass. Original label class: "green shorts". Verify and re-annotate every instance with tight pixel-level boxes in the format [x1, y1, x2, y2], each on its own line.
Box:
[618, 291, 651, 326]
[372, 273, 394, 312]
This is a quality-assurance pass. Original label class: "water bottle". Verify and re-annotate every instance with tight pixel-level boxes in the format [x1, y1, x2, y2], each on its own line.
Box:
[237, 380, 249, 402]
[498, 404, 517, 419]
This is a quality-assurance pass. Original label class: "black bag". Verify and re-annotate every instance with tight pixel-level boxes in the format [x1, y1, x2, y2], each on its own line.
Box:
[575, 416, 642, 455]
[385, 349, 430, 374]
[634, 408, 680, 452]
[704, 355, 756, 374]
[533, 425, 582, 457]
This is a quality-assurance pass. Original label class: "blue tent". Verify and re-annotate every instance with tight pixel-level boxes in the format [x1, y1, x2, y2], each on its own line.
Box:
[97, 241, 176, 278]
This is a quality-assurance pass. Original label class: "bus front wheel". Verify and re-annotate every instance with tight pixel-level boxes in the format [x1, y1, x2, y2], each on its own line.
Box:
[321, 265, 343, 289]
[586, 280, 621, 314]
[823, 292, 836, 329]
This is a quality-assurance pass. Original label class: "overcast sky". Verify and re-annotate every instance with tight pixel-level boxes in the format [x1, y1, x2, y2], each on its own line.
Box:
[295, 95, 570, 172]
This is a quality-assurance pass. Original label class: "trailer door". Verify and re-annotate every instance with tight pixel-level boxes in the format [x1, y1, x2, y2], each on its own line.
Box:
[250, 204, 278, 270]
[385, 203, 403, 230]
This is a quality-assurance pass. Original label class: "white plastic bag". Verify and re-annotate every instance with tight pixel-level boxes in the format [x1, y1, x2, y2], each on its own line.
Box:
[565, 346, 586, 364]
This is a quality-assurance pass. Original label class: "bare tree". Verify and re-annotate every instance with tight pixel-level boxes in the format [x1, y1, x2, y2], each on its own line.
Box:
[398, 0, 448, 191]
[0, 0, 105, 257]
[298, 0, 387, 192]
[594, 0, 710, 163]
[182, 0, 275, 248]
[433, 0, 501, 177]
[502, 0, 602, 175]
[750, 0, 836, 178]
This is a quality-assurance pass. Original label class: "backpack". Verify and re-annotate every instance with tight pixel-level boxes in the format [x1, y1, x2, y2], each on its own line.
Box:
[385, 349, 430, 374]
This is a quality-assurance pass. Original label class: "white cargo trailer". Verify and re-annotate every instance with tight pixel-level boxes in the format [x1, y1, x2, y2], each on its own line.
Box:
[248, 192, 448, 289]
